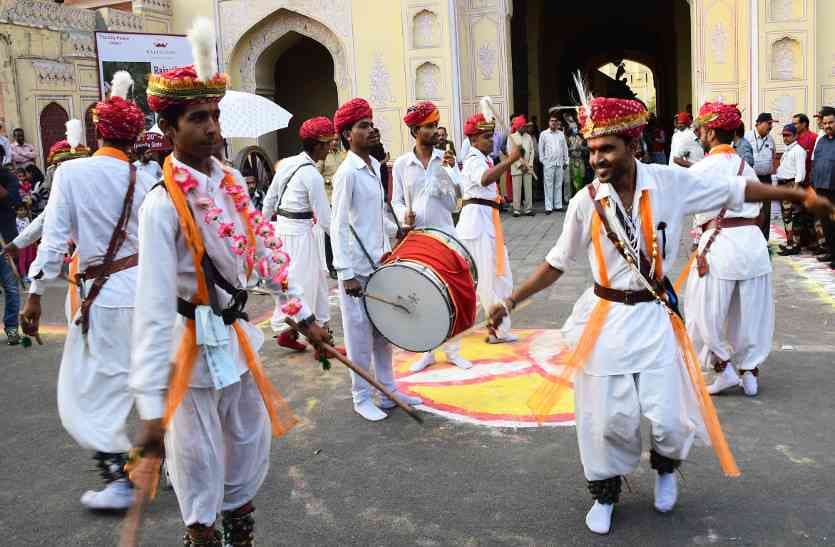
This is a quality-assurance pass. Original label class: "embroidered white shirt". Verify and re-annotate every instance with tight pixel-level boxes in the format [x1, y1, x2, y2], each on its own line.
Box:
[392, 147, 459, 232]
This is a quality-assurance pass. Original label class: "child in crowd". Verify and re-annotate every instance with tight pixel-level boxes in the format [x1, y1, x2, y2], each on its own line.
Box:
[15, 203, 35, 284]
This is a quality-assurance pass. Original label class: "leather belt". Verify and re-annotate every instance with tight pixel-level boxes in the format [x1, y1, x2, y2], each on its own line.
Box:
[462, 198, 500, 209]
[177, 296, 248, 326]
[594, 283, 655, 305]
[700, 217, 760, 232]
[277, 208, 314, 220]
[80, 253, 138, 281]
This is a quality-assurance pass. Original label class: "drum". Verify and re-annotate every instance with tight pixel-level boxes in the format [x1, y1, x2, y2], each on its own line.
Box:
[364, 228, 478, 352]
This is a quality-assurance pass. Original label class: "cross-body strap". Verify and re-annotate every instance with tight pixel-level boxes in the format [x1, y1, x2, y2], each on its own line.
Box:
[275, 161, 316, 211]
[76, 164, 137, 334]
[696, 157, 746, 274]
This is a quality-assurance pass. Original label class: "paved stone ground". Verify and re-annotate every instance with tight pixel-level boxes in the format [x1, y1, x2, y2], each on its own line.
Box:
[1, 209, 834, 546]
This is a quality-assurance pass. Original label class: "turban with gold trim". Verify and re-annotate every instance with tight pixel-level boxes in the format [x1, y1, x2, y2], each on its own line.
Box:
[463, 113, 495, 137]
[696, 102, 742, 132]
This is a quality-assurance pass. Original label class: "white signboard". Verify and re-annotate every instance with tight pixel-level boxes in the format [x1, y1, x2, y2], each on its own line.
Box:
[94, 32, 194, 127]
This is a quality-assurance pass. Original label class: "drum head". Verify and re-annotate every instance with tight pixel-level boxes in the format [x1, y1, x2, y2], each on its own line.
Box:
[414, 228, 478, 286]
[364, 262, 453, 352]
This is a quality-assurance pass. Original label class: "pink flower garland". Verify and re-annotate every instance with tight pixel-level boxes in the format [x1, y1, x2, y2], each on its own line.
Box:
[173, 164, 294, 300]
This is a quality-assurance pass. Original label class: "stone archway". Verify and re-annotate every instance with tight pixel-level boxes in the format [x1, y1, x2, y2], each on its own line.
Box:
[39, 102, 69, 166]
[230, 8, 352, 104]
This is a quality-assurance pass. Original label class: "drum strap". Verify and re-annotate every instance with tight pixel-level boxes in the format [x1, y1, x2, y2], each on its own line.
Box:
[275, 161, 316, 213]
[349, 224, 378, 269]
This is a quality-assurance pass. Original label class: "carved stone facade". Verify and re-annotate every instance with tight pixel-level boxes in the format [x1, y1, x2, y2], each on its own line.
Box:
[99, 8, 145, 32]
[0, 0, 96, 32]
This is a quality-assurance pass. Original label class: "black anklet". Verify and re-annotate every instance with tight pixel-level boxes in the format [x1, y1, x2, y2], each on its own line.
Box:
[650, 450, 681, 475]
[587, 476, 622, 504]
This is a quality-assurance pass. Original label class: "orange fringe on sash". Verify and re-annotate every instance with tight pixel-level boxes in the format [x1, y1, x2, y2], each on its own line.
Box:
[68, 253, 80, 320]
[674, 252, 696, 294]
[160, 156, 298, 438]
[527, 191, 740, 477]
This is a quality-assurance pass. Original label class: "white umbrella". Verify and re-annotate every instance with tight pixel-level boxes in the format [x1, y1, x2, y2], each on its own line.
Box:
[219, 90, 293, 139]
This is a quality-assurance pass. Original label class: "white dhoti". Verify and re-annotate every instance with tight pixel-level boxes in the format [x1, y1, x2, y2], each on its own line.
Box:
[271, 220, 330, 331]
[685, 271, 774, 371]
[165, 372, 271, 526]
[57, 304, 134, 453]
[338, 275, 396, 404]
[543, 164, 565, 211]
[574, 363, 704, 481]
[460, 234, 512, 338]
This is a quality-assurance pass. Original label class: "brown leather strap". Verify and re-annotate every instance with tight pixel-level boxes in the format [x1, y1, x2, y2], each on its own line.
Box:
[696, 158, 747, 273]
[699, 216, 760, 232]
[593, 283, 655, 305]
[77, 164, 137, 334]
[81, 253, 138, 281]
[463, 197, 500, 209]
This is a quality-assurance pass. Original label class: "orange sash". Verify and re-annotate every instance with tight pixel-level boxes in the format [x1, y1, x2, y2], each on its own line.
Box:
[160, 156, 297, 438]
[67, 253, 80, 319]
[493, 193, 506, 276]
[527, 190, 740, 477]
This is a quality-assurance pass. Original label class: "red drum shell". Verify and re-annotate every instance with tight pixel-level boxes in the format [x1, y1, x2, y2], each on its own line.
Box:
[384, 229, 477, 338]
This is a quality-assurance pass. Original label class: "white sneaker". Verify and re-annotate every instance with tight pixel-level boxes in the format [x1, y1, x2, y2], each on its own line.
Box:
[653, 473, 678, 512]
[379, 391, 423, 409]
[80, 478, 135, 510]
[707, 365, 741, 395]
[741, 371, 759, 396]
[353, 399, 388, 421]
[448, 355, 473, 370]
[486, 333, 519, 344]
[585, 501, 614, 535]
[410, 352, 435, 373]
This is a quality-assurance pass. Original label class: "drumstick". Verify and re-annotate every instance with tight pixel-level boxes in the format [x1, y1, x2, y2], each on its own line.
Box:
[445, 298, 533, 346]
[285, 318, 424, 424]
[364, 292, 411, 314]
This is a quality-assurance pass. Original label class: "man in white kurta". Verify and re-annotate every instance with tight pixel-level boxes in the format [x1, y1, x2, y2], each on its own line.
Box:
[392, 100, 472, 371]
[668, 112, 704, 168]
[331, 97, 422, 422]
[19, 78, 151, 510]
[506, 116, 536, 216]
[685, 120, 774, 398]
[457, 111, 521, 344]
[539, 114, 569, 212]
[262, 118, 335, 350]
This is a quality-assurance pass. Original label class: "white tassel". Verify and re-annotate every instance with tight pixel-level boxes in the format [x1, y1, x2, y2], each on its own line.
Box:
[110, 70, 133, 100]
[65, 119, 82, 150]
[479, 96, 506, 131]
[572, 70, 592, 115]
[188, 17, 217, 83]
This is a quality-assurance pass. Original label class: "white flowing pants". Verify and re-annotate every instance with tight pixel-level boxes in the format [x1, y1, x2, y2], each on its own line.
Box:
[543, 164, 564, 211]
[57, 305, 134, 453]
[165, 372, 271, 526]
[338, 275, 396, 404]
[575, 364, 702, 481]
[460, 234, 512, 338]
[271, 223, 330, 332]
[685, 272, 774, 371]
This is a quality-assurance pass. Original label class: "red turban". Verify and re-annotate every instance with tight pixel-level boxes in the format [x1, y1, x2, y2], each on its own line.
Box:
[146, 65, 229, 113]
[578, 97, 648, 140]
[463, 113, 496, 137]
[511, 115, 527, 133]
[93, 96, 145, 142]
[334, 98, 373, 134]
[696, 102, 742, 132]
[403, 101, 440, 127]
[675, 112, 693, 125]
[299, 117, 336, 142]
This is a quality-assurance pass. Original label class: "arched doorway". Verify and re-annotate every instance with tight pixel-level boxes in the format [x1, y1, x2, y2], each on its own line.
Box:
[84, 104, 98, 153]
[511, 0, 691, 131]
[39, 102, 69, 165]
[252, 32, 338, 161]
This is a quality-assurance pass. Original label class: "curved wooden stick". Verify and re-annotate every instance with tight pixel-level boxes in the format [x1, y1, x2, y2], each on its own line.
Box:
[286, 318, 424, 424]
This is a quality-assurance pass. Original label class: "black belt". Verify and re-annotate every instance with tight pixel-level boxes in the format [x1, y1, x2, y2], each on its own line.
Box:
[277, 208, 314, 220]
[177, 295, 249, 326]
[593, 283, 655, 305]
[462, 198, 500, 209]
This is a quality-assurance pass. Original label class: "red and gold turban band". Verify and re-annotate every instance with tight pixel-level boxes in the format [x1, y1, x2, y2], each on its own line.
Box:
[511, 114, 527, 133]
[403, 101, 440, 127]
[47, 140, 90, 166]
[146, 65, 229, 113]
[578, 97, 648, 140]
[463, 113, 496, 137]
[299, 117, 337, 142]
[334, 98, 373, 134]
[93, 96, 145, 142]
[696, 101, 742, 132]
